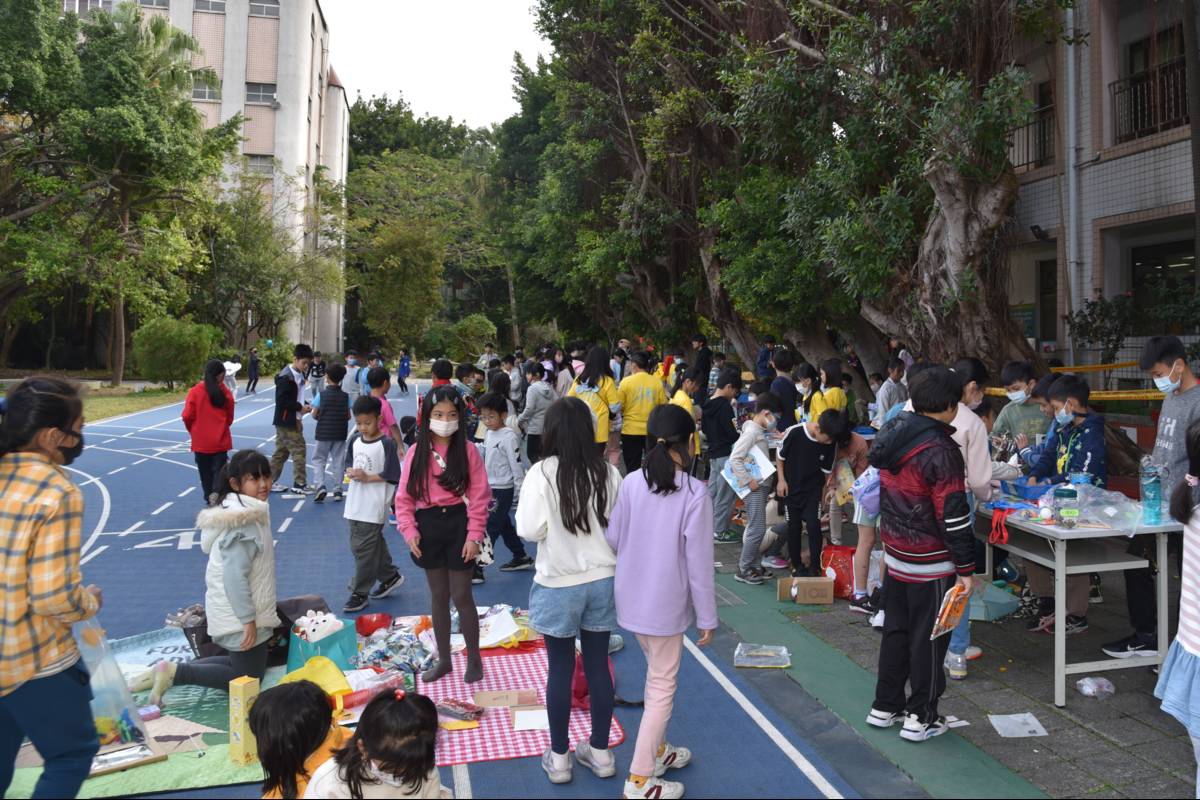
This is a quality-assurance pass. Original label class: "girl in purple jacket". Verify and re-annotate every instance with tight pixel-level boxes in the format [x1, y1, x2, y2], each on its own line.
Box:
[605, 404, 718, 800]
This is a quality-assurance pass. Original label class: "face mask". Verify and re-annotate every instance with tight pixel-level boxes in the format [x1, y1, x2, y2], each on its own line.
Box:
[869, 383, 881, 393]
[1155, 361, 1182, 394]
[747, 393, 757, 403]
[1007, 389, 1027, 405]
[347, 358, 356, 366]
[58, 428, 84, 465]
[1054, 406, 1072, 426]
[367, 762, 406, 788]
[794, 381, 805, 393]
[429, 419, 459, 438]
[763, 413, 777, 428]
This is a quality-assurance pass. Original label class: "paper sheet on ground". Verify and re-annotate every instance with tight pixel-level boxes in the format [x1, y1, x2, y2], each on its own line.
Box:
[988, 713, 1047, 738]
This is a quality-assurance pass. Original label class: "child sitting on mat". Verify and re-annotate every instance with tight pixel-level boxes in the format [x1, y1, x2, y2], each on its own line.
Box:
[303, 690, 448, 799]
[130, 450, 279, 705]
[250, 680, 345, 799]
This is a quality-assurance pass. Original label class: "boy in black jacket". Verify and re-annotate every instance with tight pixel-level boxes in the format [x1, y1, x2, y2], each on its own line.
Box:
[311, 363, 351, 503]
[270, 343, 314, 494]
[702, 366, 744, 541]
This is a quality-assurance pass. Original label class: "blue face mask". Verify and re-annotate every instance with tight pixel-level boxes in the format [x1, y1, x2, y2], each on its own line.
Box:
[1007, 389, 1027, 405]
[1054, 406, 1073, 426]
[1154, 361, 1182, 394]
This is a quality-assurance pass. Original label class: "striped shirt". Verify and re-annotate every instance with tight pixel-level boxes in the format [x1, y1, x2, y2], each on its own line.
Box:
[0, 452, 99, 696]
[1178, 516, 1200, 657]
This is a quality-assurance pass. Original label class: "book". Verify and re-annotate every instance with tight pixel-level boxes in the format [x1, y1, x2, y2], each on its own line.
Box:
[721, 445, 776, 499]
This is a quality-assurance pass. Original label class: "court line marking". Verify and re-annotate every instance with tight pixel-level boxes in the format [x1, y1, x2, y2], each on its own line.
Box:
[103, 438, 116, 444]
[87, 447, 194, 470]
[178, 487, 195, 498]
[151, 502, 172, 516]
[133, 458, 148, 465]
[80, 545, 108, 565]
[119, 521, 146, 537]
[292, 499, 305, 513]
[451, 765, 471, 799]
[682, 636, 844, 799]
[277, 517, 293, 533]
[65, 467, 111, 558]
[232, 403, 277, 426]
[107, 467, 126, 475]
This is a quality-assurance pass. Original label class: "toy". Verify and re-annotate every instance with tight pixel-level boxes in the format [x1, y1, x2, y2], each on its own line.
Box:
[436, 698, 484, 721]
[229, 676, 260, 765]
[293, 610, 345, 643]
[355, 613, 392, 637]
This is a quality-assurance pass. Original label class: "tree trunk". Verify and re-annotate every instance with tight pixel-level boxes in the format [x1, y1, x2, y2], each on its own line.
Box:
[842, 314, 891, 398]
[504, 262, 520, 347]
[783, 321, 843, 375]
[0, 320, 20, 367]
[697, 233, 759, 366]
[1183, 0, 1200, 252]
[44, 309, 55, 369]
[83, 302, 94, 369]
[111, 283, 125, 387]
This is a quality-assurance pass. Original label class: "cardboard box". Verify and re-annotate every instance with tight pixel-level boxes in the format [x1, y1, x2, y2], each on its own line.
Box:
[509, 705, 550, 731]
[474, 689, 539, 708]
[777, 576, 835, 605]
[228, 676, 260, 765]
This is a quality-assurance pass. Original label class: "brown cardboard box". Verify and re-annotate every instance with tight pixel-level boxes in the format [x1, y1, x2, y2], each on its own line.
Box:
[474, 689, 539, 708]
[777, 576, 835, 605]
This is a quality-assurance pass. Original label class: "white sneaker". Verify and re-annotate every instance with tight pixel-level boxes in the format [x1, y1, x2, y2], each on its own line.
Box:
[900, 713, 948, 742]
[869, 609, 886, 629]
[652, 742, 692, 776]
[944, 651, 968, 680]
[623, 776, 685, 800]
[573, 741, 616, 779]
[866, 707, 903, 728]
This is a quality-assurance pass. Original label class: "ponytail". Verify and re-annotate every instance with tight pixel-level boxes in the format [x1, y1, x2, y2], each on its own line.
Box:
[213, 449, 271, 506]
[0, 376, 83, 459]
[642, 404, 696, 495]
[204, 359, 228, 408]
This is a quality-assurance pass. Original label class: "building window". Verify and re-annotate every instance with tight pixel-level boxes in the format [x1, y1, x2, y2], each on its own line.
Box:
[245, 83, 276, 104]
[249, 0, 279, 17]
[1111, 24, 1188, 143]
[192, 79, 220, 101]
[246, 155, 275, 177]
[139, 0, 168, 7]
[62, 0, 113, 14]
[1131, 239, 1196, 333]
[194, 0, 225, 11]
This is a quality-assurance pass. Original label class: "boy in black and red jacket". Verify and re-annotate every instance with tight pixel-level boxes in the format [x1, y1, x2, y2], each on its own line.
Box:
[864, 365, 974, 742]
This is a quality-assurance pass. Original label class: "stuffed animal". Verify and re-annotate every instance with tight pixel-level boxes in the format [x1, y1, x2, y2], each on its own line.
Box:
[293, 610, 345, 643]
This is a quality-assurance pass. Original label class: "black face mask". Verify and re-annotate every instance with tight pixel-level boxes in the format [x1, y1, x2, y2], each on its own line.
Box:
[58, 428, 84, 465]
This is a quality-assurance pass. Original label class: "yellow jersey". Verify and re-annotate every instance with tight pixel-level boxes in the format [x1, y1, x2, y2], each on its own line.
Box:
[810, 386, 848, 419]
[670, 389, 700, 455]
[618, 372, 668, 436]
[568, 375, 620, 443]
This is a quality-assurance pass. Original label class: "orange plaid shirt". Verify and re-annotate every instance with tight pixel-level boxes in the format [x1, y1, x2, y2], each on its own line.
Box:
[0, 452, 98, 696]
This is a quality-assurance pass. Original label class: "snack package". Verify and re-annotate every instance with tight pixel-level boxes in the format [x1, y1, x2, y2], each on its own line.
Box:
[436, 698, 485, 721]
[930, 582, 969, 640]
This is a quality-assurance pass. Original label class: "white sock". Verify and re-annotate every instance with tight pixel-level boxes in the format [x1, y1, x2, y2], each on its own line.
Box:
[590, 746, 613, 765]
[550, 750, 570, 770]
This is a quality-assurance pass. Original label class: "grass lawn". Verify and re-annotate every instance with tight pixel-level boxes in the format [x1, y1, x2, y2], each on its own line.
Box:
[83, 387, 188, 422]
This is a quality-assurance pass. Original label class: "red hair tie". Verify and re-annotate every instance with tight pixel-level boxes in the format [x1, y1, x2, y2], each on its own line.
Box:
[394, 689, 407, 701]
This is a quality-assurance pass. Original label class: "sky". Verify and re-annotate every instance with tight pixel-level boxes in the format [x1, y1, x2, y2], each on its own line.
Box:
[321, 0, 552, 128]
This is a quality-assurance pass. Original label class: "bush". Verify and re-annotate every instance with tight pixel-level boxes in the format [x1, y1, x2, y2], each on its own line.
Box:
[449, 314, 497, 362]
[417, 320, 453, 360]
[132, 318, 223, 390]
[257, 338, 296, 376]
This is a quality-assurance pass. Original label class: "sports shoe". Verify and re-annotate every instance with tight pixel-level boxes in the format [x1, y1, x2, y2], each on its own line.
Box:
[714, 529, 742, 543]
[500, 556, 535, 571]
[270, 482, 290, 493]
[849, 594, 874, 615]
[899, 714, 948, 742]
[1063, 615, 1089, 634]
[652, 742, 692, 776]
[332, 489, 344, 501]
[540, 749, 572, 784]
[573, 741, 616, 779]
[622, 776, 684, 800]
[472, 565, 485, 585]
[369, 572, 404, 599]
[1089, 573, 1104, 604]
[869, 609, 886, 630]
[343, 593, 368, 613]
[761, 555, 789, 571]
[944, 651, 968, 680]
[964, 645, 983, 661]
[866, 707, 903, 728]
[1102, 633, 1158, 659]
[734, 570, 765, 585]
[314, 487, 327, 502]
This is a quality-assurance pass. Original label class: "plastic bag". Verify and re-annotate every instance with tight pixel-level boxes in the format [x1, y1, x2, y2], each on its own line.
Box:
[1078, 485, 1141, 531]
[733, 643, 791, 669]
[851, 467, 880, 517]
[279, 655, 352, 697]
[819, 545, 856, 600]
[286, 618, 357, 672]
[1076, 676, 1116, 699]
[74, 619, 151, 748]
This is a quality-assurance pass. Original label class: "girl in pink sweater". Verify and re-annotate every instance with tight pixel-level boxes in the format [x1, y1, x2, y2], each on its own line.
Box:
[395, 386, 491, 684]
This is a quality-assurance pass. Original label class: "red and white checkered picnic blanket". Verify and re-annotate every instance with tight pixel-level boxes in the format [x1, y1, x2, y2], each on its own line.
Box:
[417, 649, 625, 766]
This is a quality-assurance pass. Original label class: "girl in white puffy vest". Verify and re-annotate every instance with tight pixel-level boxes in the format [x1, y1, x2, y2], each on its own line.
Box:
[129, 450, 279, 705]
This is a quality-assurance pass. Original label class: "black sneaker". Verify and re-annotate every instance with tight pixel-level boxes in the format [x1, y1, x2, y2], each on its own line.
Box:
[1102, 633, 1158, 659]
[343, 593, 368, 613]
[734, 570, 765, 586]
[332, 490, 344, 501]
[849, 594, 874, 615]
[1064, 615, 1089, 635]
[369, 572, 404, 599]
[314, 487, 327, 502]
[499, 556, 535, 572]
[472, 565, 485, 585]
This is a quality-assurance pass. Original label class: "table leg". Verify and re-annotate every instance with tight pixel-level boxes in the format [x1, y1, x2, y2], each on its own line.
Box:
[1157, 532, 1169, 665]
[1054, 538, 1067, 707]
[985, 537, 994, 580]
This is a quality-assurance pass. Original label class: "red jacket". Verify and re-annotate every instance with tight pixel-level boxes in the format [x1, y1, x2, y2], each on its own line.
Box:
[182, 382, 235, 453]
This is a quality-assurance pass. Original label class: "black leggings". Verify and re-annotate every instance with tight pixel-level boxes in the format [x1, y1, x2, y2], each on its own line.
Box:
[194, 451, 228, 501]
[425, 568, 480, 662]
[396, 376, 408, 393]
[544, 630, 612, 755]
[787, 494, 822, 575]
[245, 375, 258, 393]
[174, 639, 269, 690]
[621, 433, 646, 474]
[526, 434, 542, 464]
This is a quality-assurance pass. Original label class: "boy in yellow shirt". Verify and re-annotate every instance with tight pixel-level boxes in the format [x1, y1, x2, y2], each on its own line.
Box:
[568, 346, 622, 453]
[618, 351, 668, 471]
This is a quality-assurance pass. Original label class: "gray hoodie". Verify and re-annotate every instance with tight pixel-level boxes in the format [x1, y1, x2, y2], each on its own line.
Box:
[519, 380, 555, 435]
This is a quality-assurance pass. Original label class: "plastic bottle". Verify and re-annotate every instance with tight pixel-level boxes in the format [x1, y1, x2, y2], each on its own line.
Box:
[1140, 456, 1162, 526]
[1054, 486, 1079, 529]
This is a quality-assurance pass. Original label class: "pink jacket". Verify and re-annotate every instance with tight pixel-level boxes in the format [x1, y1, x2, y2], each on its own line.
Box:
[394, 441, 490, 543]
[903, 401, 991, 503]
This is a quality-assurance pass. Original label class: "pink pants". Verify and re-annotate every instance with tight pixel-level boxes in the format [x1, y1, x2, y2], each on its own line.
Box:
[631, 633, 684, 777]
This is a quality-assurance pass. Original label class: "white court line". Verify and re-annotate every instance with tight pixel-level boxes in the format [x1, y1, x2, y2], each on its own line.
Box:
[682, 637, 844, 799]
[119, 521, 145, 537]
[277, 517, 293, 533]
[65, 466, 111, 557]
[178, 487, 195, 498]
[103, 438, 116, 444]
[232, 403, 277, 426]
[133, 458, 148, 465]
[107, 467, 125, 475]
[88, 446, 194, 470]
[451, 765, 472, 799]
[292, 499, 305, 512]
[80, 545, 108, 565]
[104, 526, 191, 537]
[151, 502, 173, 516]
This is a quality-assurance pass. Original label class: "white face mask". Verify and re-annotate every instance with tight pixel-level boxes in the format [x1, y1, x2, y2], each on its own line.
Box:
[429, 419, 459, 438]
[367, 761, 407, 787]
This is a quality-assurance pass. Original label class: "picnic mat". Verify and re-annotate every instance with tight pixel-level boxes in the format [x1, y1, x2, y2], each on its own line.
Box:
[417, 649, 625, 767]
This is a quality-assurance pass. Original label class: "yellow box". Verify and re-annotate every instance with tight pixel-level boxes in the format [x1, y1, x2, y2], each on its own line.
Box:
[229, 675, 260, 765]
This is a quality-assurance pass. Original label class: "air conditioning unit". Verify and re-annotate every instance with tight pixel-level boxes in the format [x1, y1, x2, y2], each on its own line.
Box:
[270, 94, 281, 109]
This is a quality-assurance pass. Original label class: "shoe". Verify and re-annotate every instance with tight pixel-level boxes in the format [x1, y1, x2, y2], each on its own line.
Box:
[332, 490, 344, 501]
[964, 645, 983, 661]
[652, 742, 692, 776]
[623, 776, 684, 800]
[849, 594, 874, 615]
[869, 609, 886, 630]
[714, 529, 742, 543]
[573, 741, 616, 779]
[541, 749, 572, 784]
[734, 570, 765, 585]
[899, 714, 948, 742]
[270, 482, 289, 493]
[369, 572, 404, 599]
[499, 556, 535, 571]
[314, 487, 327, 502]
[1027, 613, 1055, 633]
[472, 565, 485, 585]
[295, 484, 314, 495]
[866, 707, 903, 728]
[388, 514, 398, 526]
[944, 651, 968, 680]
[1102, 633, 1158, 659]
[1090, 573, 1104, 604]
[761, 555, 789, 571]
[343, 593, 368, 613]
[1064, 615, 1089, 634]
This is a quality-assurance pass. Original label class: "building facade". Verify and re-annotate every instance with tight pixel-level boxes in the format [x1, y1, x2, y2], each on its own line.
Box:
[1008, 0, 1195, 374]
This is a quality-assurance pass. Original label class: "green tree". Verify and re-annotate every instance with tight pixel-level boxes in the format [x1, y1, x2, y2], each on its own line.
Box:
[131, 316, 221, 389]
[348, 94, 489, 169]
[356, 220, 444, 356]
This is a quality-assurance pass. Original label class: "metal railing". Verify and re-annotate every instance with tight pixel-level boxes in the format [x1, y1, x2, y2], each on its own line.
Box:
[1008, 105, 1056, 172]
[1112, 56, 1189, 144]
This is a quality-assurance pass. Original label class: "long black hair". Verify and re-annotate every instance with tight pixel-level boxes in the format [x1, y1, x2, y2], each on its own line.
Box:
[796, 363, 819, 417]
[489, 371, 512, 399]
[248, 680, 331, 799]
[642, 404, 697, 495]
[577, 345, 612, 389]
[203, 359, 228, 408]
[1171, 418, 1200, 524]
[819, 358, 843, 392]
[406, 385, 472, 503]
[541, 397, 610, 534]
[0, 376, 83, 459]
[214, 449, 271, 505]
[333, 691, 438, 798]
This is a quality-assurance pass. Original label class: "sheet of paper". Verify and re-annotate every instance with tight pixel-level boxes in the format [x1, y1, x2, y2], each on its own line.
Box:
[511, 706, 550, 731]
[988, 713, 1047, 738]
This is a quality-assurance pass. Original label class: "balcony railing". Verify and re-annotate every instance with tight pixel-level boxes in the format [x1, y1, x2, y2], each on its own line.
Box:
[1009, 105, 1056, 172]
[1112, 56, 1189, 144]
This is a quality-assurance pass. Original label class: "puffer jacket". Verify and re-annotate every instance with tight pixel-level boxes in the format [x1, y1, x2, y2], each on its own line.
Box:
[868, 411, 973, 584]
[197, 495, 280, 641]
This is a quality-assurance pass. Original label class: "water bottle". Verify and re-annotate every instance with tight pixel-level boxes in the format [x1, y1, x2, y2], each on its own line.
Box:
[1140, 456, 1162, 526]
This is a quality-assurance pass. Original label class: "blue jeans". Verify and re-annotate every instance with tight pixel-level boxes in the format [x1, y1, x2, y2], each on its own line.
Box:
[0, 661, 100, 799]
[949, 495, 979, 656]
[529, 578, 617, 639]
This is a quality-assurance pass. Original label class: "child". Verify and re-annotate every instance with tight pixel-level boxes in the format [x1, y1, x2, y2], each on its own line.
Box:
[865, 366, 974, 742]
[994, 361, 1049, 443]
[430, 358, 453, 388]
[768, 349, 798, 432]
[730, 391, 784, 585]
[777, 410, 847, 576]
[502, 353, 524, 410]
[303, 690, 448, 799]
[395, 386, 490, 684]
[1017, 374, 1061, 468]
[341, 351, 363, 400]
[308, 352, 327, 401]
[396, 350, 411, 397]
[342, 396, 405, 613]
[809, 358, 848, 418]
[476, 392, 532, 581]
[707, 352, 726, 400]
[669, 368, 701, 459]
[367, 367, 403, 454]
[270, 344, 314, 494]
[841, 373, 864, 427]
[568, 346, 622, 456]
[134, 451, 280, 705]
[617, 351, 669, 472]
[795, 363, 820, 423]
[519, 362, 554, 463]
[247, 347, 261, 394]
[516, 397, 623, 785]
[359, 352, 383, 397]
[606, 404, 717, 800]
[312, 363, 351, 503]
[825, 418, 869, 547]
[702, 367, 744, 542]
[250, 679, 345, 799]
[1153, 417, 1200, 790]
